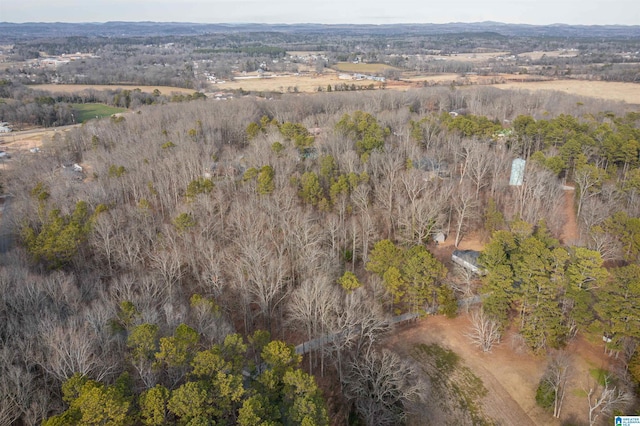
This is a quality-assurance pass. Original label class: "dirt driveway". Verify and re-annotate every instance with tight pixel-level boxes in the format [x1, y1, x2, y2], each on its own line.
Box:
[386, 314, 614, 426]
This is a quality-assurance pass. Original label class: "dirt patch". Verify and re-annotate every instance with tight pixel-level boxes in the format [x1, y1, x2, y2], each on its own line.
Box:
[560, 188, 579, 245]
[0, 125, 78, 155]
[433, 231, 486, 252]
[385, 314, 614, 426]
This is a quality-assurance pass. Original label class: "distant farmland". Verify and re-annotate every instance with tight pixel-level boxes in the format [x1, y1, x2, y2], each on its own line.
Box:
[333, 62, 399, 73]
[32, 84, 196, 95]
[490, 79, 640, 105]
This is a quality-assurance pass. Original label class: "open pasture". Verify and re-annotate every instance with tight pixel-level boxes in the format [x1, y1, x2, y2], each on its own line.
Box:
[491, 79, 640, 104]
[333, 62, 400, 73]
[216, 73, 378, 93]
[71, 103, 126, 122]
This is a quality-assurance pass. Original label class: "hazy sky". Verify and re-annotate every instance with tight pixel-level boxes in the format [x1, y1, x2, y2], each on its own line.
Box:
[2, 0, 639, 25]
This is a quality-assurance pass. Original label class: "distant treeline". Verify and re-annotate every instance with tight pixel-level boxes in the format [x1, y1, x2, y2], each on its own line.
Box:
[0, 80, 206, 128]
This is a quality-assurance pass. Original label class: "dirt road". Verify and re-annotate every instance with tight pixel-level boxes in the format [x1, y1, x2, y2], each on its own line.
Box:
[560, 187, 579, 245]
[386, 314, 614, 425]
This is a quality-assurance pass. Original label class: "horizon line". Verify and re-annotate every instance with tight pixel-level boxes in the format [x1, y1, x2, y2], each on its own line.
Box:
[2, 20, 640, 27]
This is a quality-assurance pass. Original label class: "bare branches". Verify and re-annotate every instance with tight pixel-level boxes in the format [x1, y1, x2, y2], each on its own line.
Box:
[587, 376, 632, 426]
[465, 309, 501, 352]
[344, 348, 427, 426]
[542, 352, 572, 418]
[452, 182, 480, 248]
[39, 318, 116, 382]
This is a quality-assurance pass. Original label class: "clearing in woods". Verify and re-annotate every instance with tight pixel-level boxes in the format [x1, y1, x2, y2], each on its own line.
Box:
[398, 195, 600, 425]
[71, 103, 126, 123]
[388, 314, 614, 425]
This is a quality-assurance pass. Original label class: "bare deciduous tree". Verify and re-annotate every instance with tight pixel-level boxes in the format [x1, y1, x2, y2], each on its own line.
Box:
[587, 376, 632, 426]
[542, 351, 572, 418]
[466, 141, 494, 197]
[234, 237, 289, 334]
[450, 264, 478, 302]
[323, 290, 391, 384]
[150, 235, 184, 303]
[0, 346, 23, 426]
[40, 318, 115, 382]
[466, 309, 501, 352]
[90, 210, 120, 274]
[344, 348, 427, 426]
[574, 165, 603, 222]
[287, 275, 338, 373]
[452, 182, 479, 247]
[512, 165, 564, 232]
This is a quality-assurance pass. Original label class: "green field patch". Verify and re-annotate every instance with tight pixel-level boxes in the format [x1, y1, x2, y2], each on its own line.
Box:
[72, 103, 126, 123]
[589, 367, 610, 386]
[333, 62, 399, 74]
[410, 343, 490, 425]
[572, 388, 588, 398]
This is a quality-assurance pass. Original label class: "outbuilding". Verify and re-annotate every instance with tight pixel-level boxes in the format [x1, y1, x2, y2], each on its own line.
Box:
[452, 249, 484, 275]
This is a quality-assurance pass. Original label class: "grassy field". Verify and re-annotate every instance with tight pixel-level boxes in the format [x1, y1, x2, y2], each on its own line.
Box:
[28, 76, 640, 105]
[72, 103, 126, 123]
[220, 70, 640, 105]
[491, 79, 640, 104]
[410, 343, 490, 425]
[333, 62, 399, 73]
[217, 73, 377, 93]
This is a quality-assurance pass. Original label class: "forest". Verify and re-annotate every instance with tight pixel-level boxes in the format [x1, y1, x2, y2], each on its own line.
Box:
[1, 82, 640, 425]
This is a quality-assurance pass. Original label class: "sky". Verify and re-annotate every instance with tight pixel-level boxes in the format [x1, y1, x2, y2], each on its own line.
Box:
[1, 0, 639, 26]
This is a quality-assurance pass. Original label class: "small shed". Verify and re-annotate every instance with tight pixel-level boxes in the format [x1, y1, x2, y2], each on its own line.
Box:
[433, 232, 446, 244]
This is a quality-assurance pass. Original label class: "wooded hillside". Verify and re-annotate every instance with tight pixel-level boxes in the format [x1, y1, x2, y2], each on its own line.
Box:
[1, 86, 639, 425]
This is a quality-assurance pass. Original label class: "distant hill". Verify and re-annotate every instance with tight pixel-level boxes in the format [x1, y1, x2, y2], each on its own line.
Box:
[1, 21, 640, 42]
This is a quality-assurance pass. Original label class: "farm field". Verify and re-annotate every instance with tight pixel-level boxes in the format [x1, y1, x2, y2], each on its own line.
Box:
[421, 51, 511, 63]
[30, 84, 197, 95]
[333, 62, 400, 73]
[219, 71, 640, 105]
[419, 50, 578, 63]
[402, 73, 465, 83]
[490, 79, 640, 104]
[71, 103, 126, 122]
[28, 75, 640, 105]
[215, 73, 379, 93]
